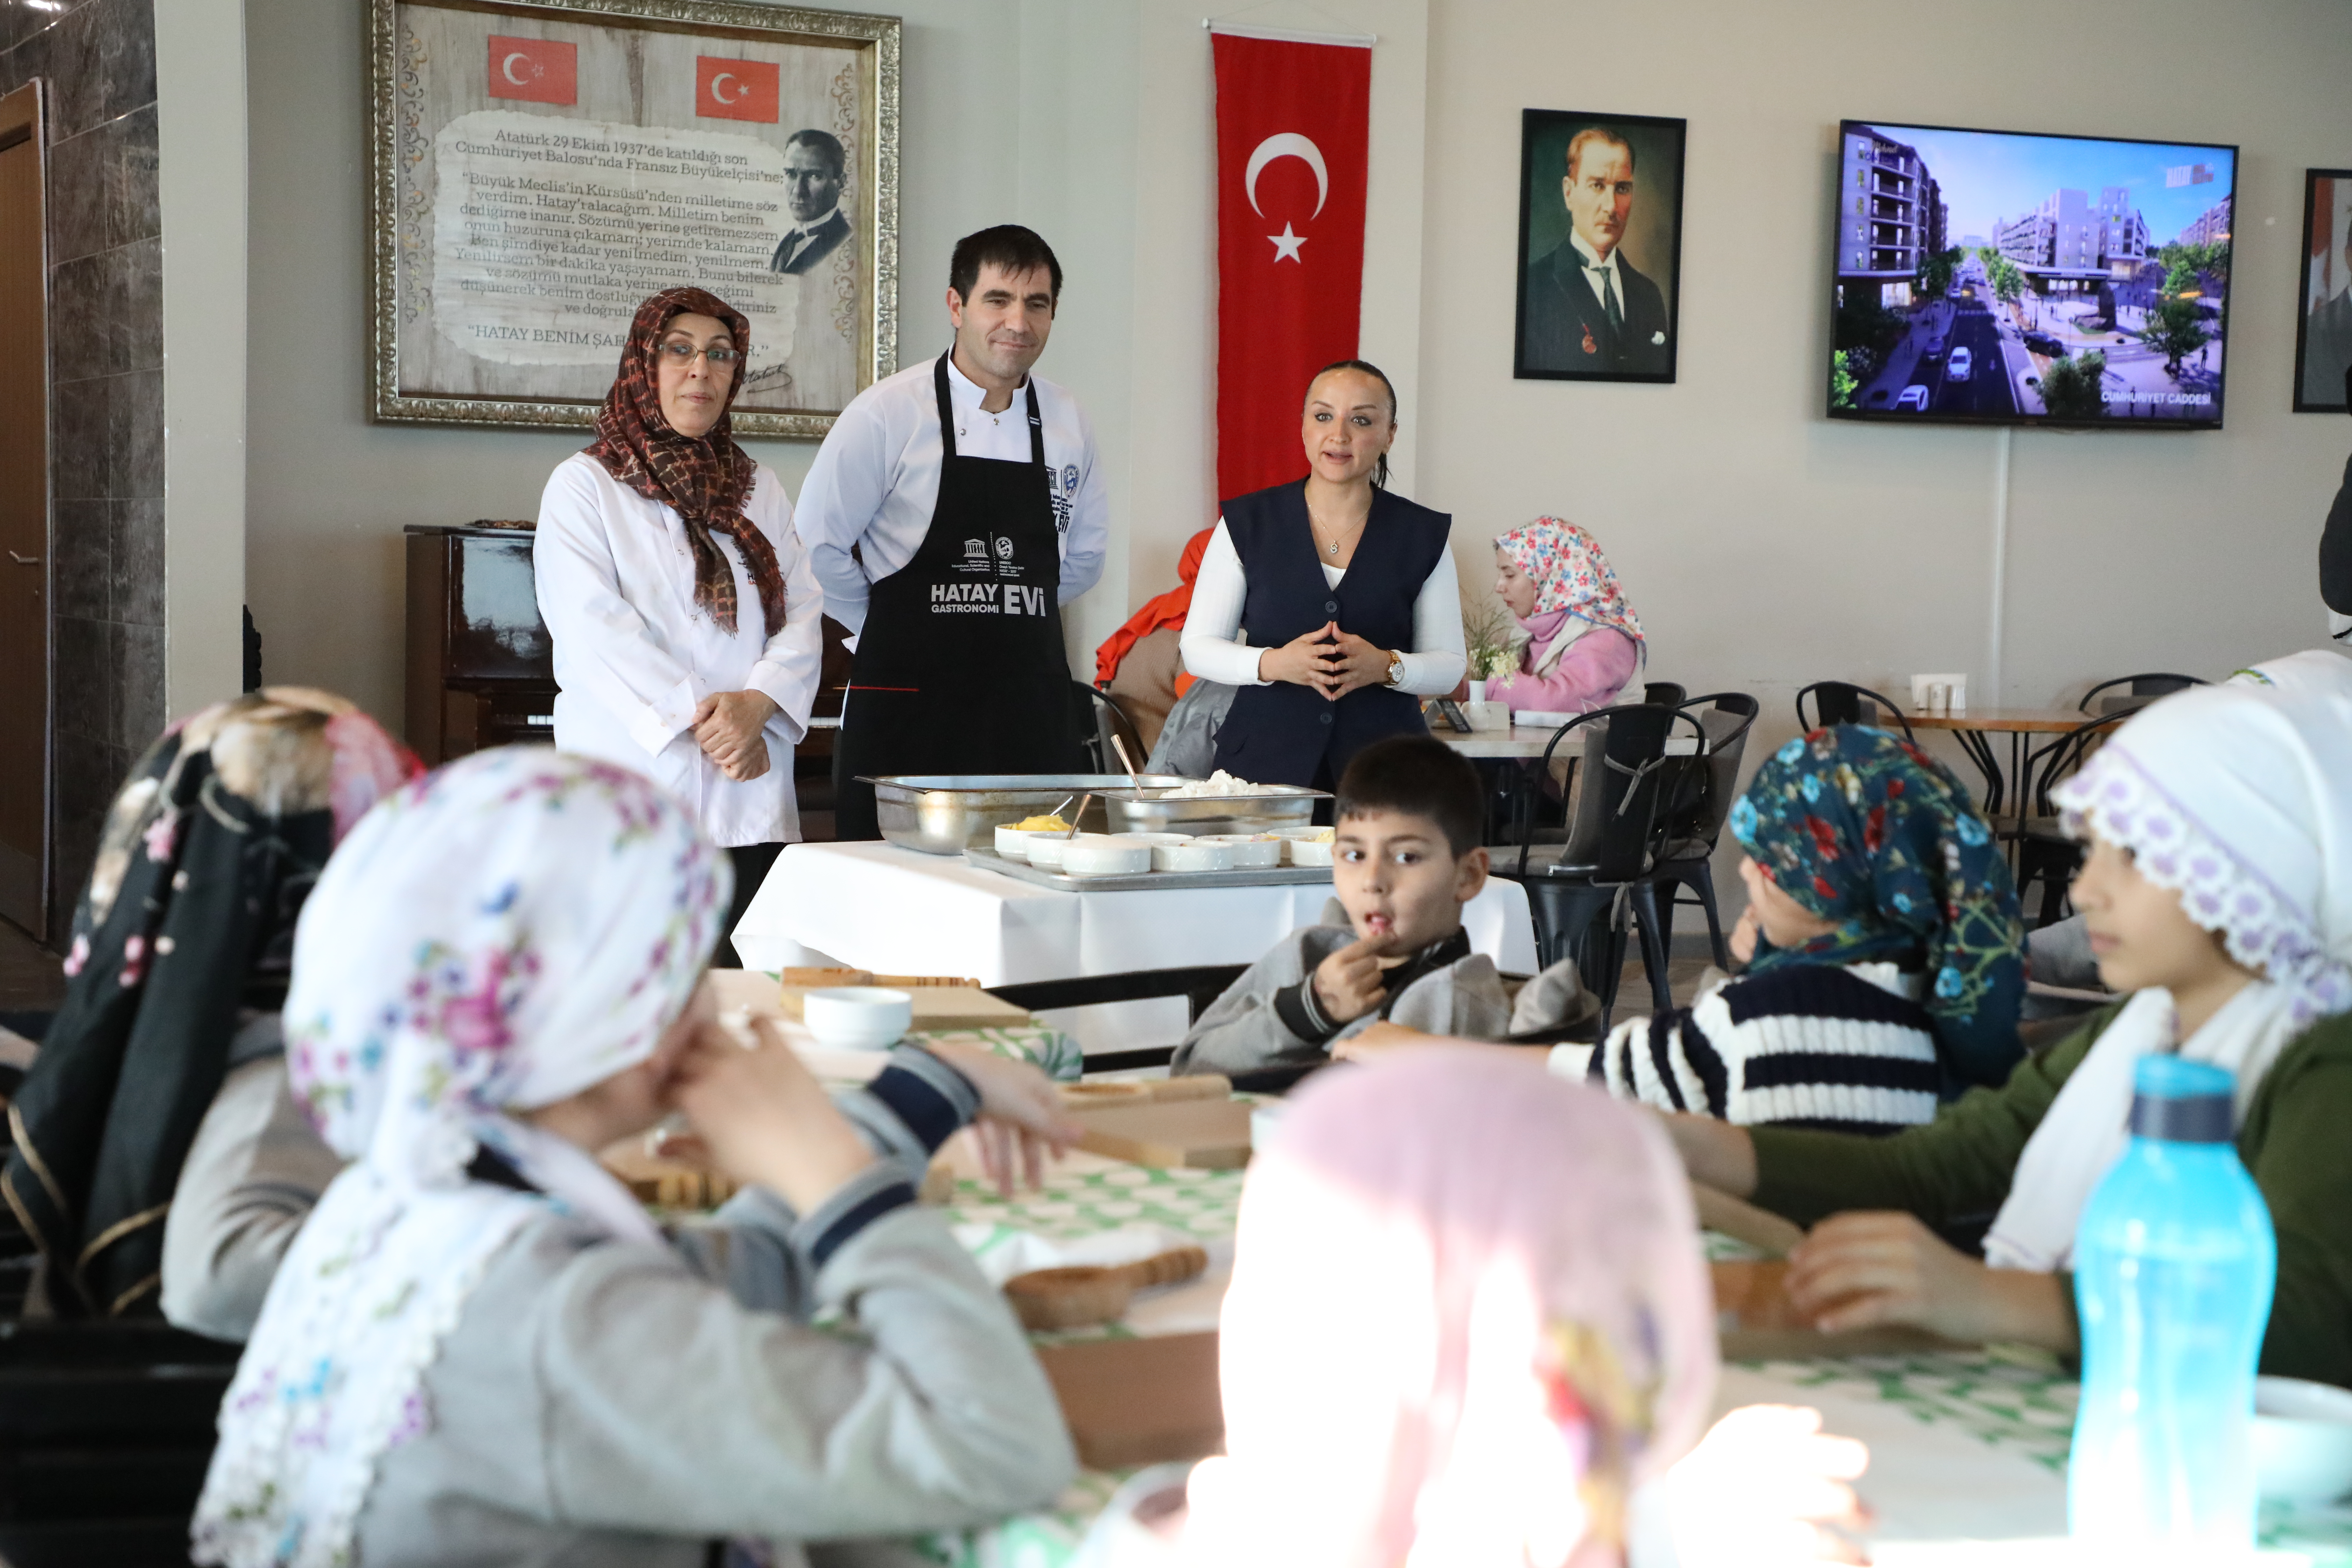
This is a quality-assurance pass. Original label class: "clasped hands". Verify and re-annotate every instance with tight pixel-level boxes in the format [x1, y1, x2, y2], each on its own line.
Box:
[1257, 621, 1394, 701]
[692, 690, 777, 781]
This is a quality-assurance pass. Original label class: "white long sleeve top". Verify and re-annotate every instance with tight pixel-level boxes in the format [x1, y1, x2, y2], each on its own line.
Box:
[533, 452, 824, 848]
[791, 354, 1109, 636]
[1178, 519, 1468, 695]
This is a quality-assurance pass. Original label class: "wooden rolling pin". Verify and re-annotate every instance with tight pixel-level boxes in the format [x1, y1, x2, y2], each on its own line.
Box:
[1003, 1246, 1209, 1331]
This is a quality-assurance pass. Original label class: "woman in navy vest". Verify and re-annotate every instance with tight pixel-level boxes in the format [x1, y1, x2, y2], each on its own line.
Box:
[1179, 361, 1466, 790]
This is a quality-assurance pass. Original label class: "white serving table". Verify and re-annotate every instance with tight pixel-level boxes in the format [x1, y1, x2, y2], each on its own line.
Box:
[732, 839, 1542, 983]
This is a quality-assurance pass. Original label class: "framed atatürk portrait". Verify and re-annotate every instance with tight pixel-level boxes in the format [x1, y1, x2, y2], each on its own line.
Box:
[368, 0, 899, 437]
[2295, 168, 2352, 413]
[1512, 109, 1687, 384]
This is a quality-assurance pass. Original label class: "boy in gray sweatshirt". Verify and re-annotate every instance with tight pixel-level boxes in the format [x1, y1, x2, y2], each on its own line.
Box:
[1174, 736, 1594, 1075]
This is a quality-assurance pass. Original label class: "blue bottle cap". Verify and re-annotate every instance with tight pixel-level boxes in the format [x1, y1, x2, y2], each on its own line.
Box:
[2128, 1055, 2234, 1143]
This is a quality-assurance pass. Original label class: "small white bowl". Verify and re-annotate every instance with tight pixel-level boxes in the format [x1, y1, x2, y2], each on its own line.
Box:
[1288, 839, 1335, 868]
[994, 825, 1056, 861]
[800, 987, 912, 1052]
[1154, 838, 1236, 873]
[1197, 833, 1283, 869]
[1060, 834, 1154, 876]
[2255, 1376, 2352, 1502]
[1027, 832, 1076, 869]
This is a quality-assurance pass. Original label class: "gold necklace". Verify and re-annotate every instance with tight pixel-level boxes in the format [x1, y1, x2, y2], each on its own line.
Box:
[1307, 504, 1368, 558]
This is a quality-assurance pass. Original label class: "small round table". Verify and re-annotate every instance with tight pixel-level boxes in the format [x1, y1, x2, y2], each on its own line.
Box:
[1900, 707, 2095, 823]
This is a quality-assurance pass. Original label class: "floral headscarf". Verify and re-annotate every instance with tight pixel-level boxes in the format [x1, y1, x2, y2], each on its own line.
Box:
[192, 748, 727, 1568]
[583, 287, 788, 639]
[1493, 518, 1644, 644]
[1729, 724, 2025, 1084]
[1182, 1052, 1715, 1568]
[1, 690, 418, 1320]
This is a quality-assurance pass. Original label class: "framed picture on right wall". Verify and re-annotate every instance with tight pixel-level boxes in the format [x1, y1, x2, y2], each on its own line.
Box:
[2295, 168, 2352, 412]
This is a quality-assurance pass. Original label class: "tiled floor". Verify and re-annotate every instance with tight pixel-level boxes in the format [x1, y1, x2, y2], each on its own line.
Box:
[0, 919, 63, 1013]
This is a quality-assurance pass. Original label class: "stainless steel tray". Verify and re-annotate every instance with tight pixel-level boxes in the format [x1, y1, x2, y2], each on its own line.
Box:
[963, 846, 1334, 892]
[860, 774, 1192, 855]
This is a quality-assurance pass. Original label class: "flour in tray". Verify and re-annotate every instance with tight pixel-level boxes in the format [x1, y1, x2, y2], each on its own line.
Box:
[1158, 769, 1279, 799]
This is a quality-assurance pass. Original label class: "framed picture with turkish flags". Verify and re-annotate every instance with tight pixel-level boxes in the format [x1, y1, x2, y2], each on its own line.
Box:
[1511, 109, 1687, 384]
[366, 0, 899, 437]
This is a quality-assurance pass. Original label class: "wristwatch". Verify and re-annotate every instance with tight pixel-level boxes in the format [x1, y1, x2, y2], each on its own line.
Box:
[1385, 650, 1406, 688]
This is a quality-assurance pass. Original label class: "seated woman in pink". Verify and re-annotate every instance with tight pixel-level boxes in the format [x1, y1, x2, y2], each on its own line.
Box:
[1484, 518, 1644, 715]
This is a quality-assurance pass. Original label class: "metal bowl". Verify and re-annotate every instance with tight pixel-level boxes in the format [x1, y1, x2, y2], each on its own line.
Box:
[1103, 783, 1325, 838]
[860, 775, 1194, 856]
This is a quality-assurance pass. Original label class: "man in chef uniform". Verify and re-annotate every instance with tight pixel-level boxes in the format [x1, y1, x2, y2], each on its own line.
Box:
[796, 225, 1110, 839]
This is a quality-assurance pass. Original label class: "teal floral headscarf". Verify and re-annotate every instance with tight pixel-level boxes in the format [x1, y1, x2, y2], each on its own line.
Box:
[1728, 724, 2025, 1085]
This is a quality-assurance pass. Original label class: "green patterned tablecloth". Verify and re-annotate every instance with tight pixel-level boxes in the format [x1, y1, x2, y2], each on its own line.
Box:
[925, 1340, 2352, 1566]
[911, 1024, 1085, 1083]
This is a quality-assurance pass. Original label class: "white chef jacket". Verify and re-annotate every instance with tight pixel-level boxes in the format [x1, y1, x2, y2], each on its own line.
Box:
[533, 452, 824, 847]
[1179, 519, 1468, 695]
[793, 353, 1108, 636]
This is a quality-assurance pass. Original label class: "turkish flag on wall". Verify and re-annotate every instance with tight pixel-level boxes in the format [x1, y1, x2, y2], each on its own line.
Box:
[488, 36, 576, 106]
[1213, 33, 1371, 504]
[697, 57, 780, 124]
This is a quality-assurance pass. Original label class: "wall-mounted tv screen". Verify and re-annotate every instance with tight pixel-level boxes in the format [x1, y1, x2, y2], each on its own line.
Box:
[1829, 120, 2236, 428]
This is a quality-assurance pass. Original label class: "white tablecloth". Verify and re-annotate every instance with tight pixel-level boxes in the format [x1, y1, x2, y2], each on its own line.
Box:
[733, 840, 1542, 983]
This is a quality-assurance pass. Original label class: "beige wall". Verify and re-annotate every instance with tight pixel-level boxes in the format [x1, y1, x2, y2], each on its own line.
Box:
[247, 0, 2352, 747]
[1415, 0, 2352, 722]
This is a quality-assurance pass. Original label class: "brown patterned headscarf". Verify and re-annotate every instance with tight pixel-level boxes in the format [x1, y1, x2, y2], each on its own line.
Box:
[584, 288, 789, 638]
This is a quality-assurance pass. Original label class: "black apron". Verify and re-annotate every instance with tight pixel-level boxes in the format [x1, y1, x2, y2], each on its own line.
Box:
[833, 353, 1085, 840]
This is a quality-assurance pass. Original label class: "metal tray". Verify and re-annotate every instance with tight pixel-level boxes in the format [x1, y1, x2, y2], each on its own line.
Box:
[860, 774, 1192, 855]
[963, 846, 1334, 893]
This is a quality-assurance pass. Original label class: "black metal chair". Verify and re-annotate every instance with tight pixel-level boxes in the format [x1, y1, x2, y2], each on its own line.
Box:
[0, 1320, 242, 1568]
[1491, 702, 1689, 1033]
[2011, 710, 2131, 927]
[2079, 672, 2203, 716]
[986, 964, 1250, 1073]
[1794, 680, 1916, 742]
[1642, 681, 1687, 709]
[1640, 692, 1760, 968]
[1074, 681, 1149, 776]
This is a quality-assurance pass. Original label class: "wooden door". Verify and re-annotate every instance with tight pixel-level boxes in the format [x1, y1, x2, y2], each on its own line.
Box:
[0, 83, 48, 938]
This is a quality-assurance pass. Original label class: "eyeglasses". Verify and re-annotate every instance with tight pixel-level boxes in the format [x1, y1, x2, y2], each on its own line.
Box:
[657, 342, 740, 369]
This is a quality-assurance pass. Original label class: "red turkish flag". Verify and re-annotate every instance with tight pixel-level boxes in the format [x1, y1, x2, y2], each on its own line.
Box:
[1213, 33, 1371, 503]
[696, 57, 780, 124]
[486, 36, 576, 106]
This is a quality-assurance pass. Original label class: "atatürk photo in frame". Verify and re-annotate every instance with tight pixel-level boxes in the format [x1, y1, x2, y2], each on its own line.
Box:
[369, 0, 899, 437]
[1512, 109, 1687, 384]
[2295, 167, 2352, 413]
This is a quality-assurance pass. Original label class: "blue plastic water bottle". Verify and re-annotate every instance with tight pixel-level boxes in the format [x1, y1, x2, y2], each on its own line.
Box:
[2068, 1056, 2276, 1563]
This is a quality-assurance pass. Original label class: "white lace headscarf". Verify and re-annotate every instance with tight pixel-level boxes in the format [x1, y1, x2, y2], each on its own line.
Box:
[191, 749, 727, 1568]
[1984, 682, 2352, 1271]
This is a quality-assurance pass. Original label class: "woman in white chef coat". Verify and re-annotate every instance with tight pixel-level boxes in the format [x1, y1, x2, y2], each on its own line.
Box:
[534, 287, 823, 965]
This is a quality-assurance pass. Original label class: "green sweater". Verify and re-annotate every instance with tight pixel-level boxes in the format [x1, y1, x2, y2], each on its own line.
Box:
[1749, 1003, 2352, 1388]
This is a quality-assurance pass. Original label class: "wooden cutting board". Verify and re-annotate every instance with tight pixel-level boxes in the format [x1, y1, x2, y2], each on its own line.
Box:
[1068, 1096, 1252, 1170]
[778, 984, 1035, 1032]
[1035, 1331, 1224, 1469]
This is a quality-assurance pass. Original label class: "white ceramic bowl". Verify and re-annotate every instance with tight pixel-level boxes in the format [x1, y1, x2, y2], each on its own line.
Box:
[1060, 834, 1154, 876]
[800, 987, 913, 1052]
[1198, 833, 1283, 869]
[1154, 838, 1236, 873]
[994, 824, 1058, 861]
[1027, 832, 1076, 869]
[2255, 1376, 2352, 1502]
[1287, 838, 1335, 868]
